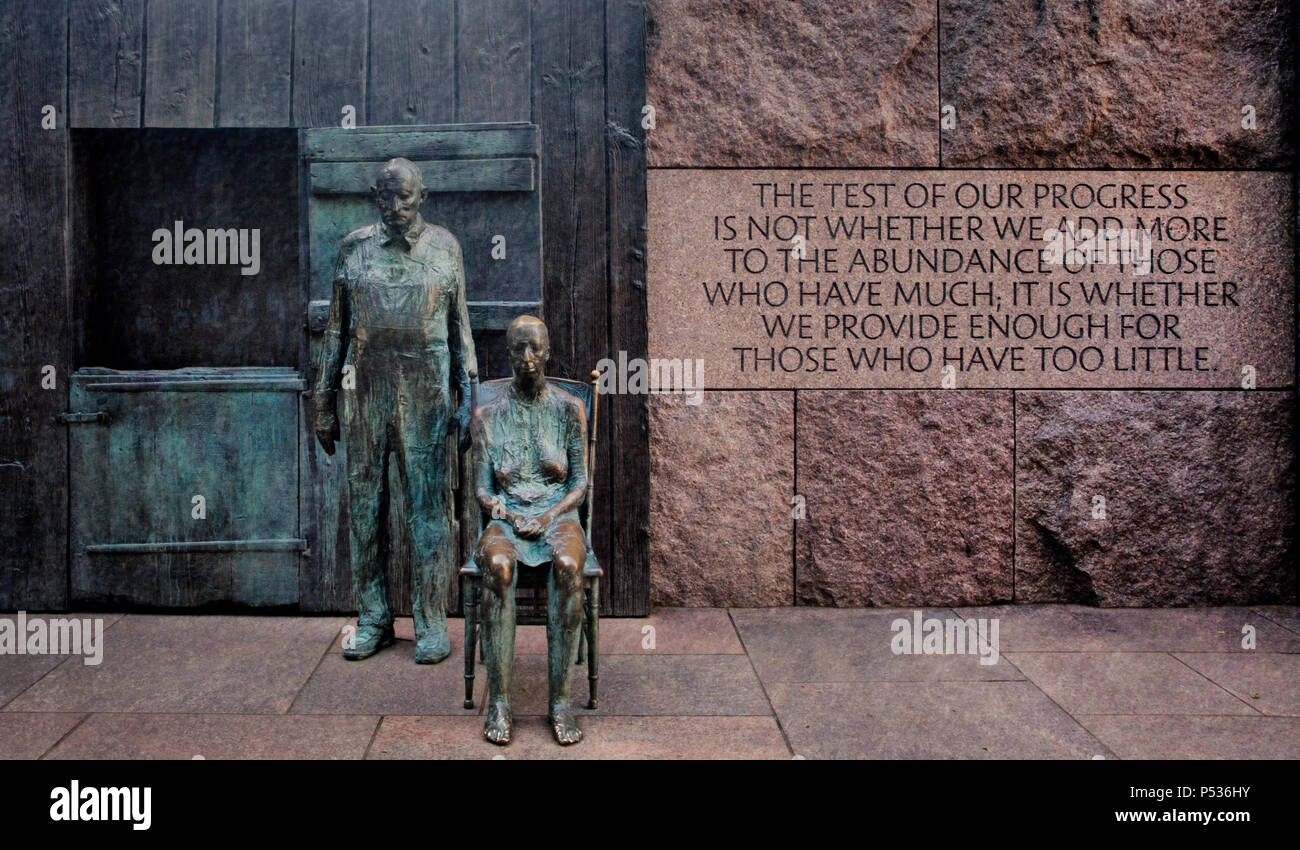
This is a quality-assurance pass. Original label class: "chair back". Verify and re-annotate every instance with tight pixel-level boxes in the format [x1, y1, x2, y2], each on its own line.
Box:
[475, 377, 594, 421]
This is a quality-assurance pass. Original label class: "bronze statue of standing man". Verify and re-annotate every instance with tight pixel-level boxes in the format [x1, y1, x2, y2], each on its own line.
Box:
[472, 316, 593, 745]
[314, 158, 477, 664]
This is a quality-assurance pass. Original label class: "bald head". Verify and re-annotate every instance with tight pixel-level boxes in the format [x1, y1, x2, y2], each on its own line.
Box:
[378, 157, 424, 191]
[506, 315, 550, 385]
[373, 158, 427, 232]
[506, 315, 549, 346]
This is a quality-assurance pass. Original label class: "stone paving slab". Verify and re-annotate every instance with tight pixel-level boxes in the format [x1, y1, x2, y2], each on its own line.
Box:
[1173, 653, 1300, 717]
[0, 613, 124, 706]
[513, 607, 745, 655]
[1253, 606, 1300, 636]
[292, 638, 483, 715]
[502, 654, 772, 716]
[1, 655, 72, 708]
[338, 609, 747, 656]
[768, 681, 1108, 759]
[1, 608, 1296, 760]
[44, 714, 380, 759]
[730, 607, 1022, 682]
[953, 606, 1300, 653]
[1006, 652, 1259, 716]
[369, 715, 791, 759]
[1075, 715, 1300, 760]
[0, 713, 85, 759]
[5, 615, 343, 714]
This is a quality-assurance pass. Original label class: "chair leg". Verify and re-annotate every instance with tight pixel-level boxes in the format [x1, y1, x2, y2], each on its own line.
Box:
[584, 577, 599, 710]
[576, 608, 587, 666]
[462, 576, 479, 709]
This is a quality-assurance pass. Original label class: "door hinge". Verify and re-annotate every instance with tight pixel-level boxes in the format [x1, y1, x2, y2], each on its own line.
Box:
[56, 411, 110, 425]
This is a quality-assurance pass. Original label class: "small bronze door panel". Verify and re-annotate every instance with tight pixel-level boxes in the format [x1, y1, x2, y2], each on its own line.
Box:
[68, 367, 305, 608]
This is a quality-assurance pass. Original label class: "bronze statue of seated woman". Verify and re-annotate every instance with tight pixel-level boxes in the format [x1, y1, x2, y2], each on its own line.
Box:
[471, 315, 593, 746]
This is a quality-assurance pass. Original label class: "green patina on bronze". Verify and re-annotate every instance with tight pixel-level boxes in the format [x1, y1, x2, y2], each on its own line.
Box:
[471, 316, 599, 746]
[302, 124, 546, 618]
[313, 158, 477, 663]
[68, 367, 304, 608]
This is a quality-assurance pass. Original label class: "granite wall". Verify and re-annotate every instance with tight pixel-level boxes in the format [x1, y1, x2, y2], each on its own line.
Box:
[645, 0, 1297, 607]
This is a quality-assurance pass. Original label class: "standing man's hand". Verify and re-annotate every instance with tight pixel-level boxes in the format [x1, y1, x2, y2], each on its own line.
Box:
[315, 399, 339, 455]
[451, 375, 473, 454]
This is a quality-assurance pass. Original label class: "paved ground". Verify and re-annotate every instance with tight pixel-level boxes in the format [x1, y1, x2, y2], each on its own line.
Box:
[2, 606, 1297, 759]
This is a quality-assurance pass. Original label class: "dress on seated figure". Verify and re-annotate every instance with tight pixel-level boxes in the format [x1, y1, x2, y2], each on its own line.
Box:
[471, 381, 595, 571]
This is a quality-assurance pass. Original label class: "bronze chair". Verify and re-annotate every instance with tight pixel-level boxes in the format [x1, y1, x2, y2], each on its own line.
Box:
[458, 371, 603, 711]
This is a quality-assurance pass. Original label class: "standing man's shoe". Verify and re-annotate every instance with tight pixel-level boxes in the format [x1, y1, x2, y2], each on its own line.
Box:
[343, 624, 395, 660]
[414, 621, 451, 664]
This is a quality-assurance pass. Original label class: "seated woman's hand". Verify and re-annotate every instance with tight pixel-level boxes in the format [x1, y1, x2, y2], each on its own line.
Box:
[515, 508, 561, 540]
[513, 514, 544, 539]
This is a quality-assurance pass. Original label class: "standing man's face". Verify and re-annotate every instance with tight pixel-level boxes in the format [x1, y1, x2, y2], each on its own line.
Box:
[374, 172, 425, 232]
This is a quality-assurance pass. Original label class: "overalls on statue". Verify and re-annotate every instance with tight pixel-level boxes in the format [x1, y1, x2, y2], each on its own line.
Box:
[316, 217, 476, 663]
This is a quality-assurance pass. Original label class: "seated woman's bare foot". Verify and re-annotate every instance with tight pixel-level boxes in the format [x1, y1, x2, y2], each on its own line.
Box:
[548, 702, 583, 745]
[484, 700, 513, 746]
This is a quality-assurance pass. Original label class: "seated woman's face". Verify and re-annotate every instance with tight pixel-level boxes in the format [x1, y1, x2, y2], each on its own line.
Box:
[508, 323, 550, 380]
